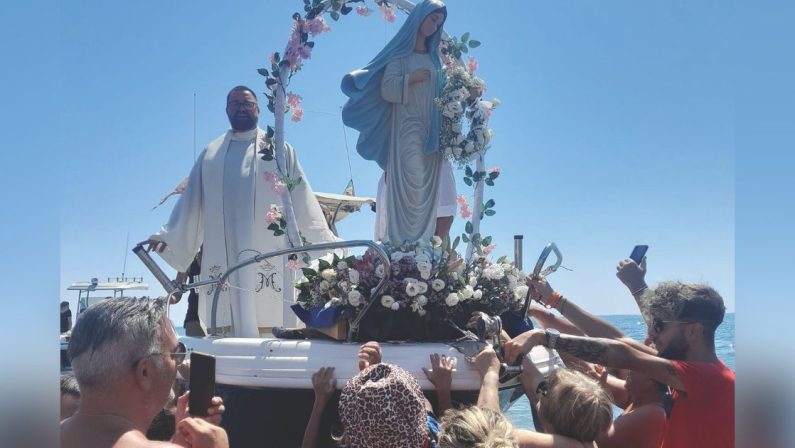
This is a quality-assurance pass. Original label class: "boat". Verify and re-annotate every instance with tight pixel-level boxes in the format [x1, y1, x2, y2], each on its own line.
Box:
[60, 277, 149, 370]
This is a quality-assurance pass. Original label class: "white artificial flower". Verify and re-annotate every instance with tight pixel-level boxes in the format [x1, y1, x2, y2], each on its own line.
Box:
[405, 282, 419, 297]
[348, 269, 360, 285]
[483, 264, 505, 280]
[461, 285, 474, 300]
[492, 97, 501, 107]
[391, 302, 400, 311]
[418, 309, 427, 316]
[453, 146, 463, 158]
[451, 272, 459, 281]
[473, 289, 483, 300]
[445, 292, 460, 307]
[464, 141, 475, 153]
[417, 281, 428, 294]
[432, 279, 446, 291]
[468, 275, 478, 287]
[381, 295, 395, 308]
[321, 269, 337, 282]
[337, 261, 348, 270]
[514, 285, 529, 301]
[430, 235, 443, 248]
[319, 280, 330, 292]
[348, 290, 362, 307]
[375, 265, 385, 278]
[416, 295, 428, 306]
[417, 261, 432, 279]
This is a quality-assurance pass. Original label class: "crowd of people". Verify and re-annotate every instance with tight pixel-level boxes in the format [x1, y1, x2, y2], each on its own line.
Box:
[60, 252, 734, 447]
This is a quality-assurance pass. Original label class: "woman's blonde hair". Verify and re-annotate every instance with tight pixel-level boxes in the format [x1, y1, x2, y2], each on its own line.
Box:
[540, 369, 613, 442]
[438, 406, 518, 448]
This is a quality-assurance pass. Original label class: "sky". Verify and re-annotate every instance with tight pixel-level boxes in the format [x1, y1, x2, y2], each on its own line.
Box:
[51, 0, 735, 323]
[7, 1, 795, 445]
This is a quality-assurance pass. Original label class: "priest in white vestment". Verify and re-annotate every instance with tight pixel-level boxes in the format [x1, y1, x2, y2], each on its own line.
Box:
[144, 86, 337, 337]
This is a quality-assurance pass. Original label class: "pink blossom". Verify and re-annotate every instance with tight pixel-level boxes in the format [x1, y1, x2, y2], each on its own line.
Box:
[483, 243, 496, 256]
[460, 206, 472, 219]
[488, 166, 500, 175]
[467, 57, 478, 73]
[265, 205, 282, 225]
[286, 259, 302, 271]
[286, 93, 302, 109]
[456, 194, 469, 207]
[291, 107, 304, 122]
[356, 6, 372, 16]
[380, 4, 396, 22]
[272, 180, 286, 194]
[263, 171, 278, 183]
[304, 17, 330, 37]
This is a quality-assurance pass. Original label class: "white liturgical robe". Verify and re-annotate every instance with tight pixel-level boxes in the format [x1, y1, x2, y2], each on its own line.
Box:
[151, 127, 337, 337]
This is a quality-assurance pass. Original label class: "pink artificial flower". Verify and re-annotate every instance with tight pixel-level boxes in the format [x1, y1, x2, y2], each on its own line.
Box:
[272, 180, 286, 194]
[460, 206, 472, 219]
[356, 6, 372, 16]
[467, 57, 478, 73]
[291, 108, 304, 122]
[488, 166, 501, 175]
[456, 194, 469, 207]
[284, 49, 301, 70]
[483, 243, 496, 256]
[304, 17, 330, 37]
[286, 259, 302, 271]
[286, 93, 302, 109]
[265, 205, 282, 225]
[263, 171, 278, 183]
[380, 4, 396, 23]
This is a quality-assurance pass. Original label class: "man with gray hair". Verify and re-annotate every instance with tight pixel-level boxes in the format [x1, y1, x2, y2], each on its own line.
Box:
[60, 298, 228, 448]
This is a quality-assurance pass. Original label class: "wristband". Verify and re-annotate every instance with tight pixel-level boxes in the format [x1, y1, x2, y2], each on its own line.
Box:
[545, 291, 562, 309]
[631, 286, 647, 296]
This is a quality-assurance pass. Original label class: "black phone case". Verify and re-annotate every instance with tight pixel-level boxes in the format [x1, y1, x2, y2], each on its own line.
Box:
[629, 245, 648, 264]
[189, 352, 216, 417]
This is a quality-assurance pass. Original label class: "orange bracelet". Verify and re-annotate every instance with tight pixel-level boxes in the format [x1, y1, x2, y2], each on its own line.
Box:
[546, 291, 562, 309]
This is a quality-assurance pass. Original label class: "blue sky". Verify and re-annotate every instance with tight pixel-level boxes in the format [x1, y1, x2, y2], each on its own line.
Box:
[53, 0, 734, 323]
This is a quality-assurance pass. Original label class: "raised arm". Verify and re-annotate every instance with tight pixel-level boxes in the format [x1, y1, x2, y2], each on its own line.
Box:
[471, 346, 502, 412]
[302, 367, 336, 448]
[504, 330, 685, 391]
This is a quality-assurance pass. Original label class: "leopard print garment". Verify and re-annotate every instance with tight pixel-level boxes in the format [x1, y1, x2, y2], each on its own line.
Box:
[339, 363, 427, 448]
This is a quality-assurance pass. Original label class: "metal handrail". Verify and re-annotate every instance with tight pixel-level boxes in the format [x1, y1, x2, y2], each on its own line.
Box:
[208, 240, 391, 341]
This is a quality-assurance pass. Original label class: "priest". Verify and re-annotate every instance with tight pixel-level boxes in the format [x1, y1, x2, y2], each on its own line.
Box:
[141, 85, 337, 338]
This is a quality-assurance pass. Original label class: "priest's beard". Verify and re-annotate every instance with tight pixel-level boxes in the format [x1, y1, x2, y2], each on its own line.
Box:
[230, 112, 257, 131]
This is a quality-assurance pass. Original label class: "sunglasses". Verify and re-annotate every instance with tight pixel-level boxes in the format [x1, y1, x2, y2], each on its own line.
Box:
[136, 341, 188, 366]
[651, 319, 694, 334]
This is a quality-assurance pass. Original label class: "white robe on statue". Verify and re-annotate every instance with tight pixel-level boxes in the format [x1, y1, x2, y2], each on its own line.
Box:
[379, 52, 444, 244]
[151, 127, 337, 337]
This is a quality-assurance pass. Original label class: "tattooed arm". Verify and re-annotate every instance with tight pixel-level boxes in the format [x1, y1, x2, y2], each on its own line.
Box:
[504, 330, 685, 391]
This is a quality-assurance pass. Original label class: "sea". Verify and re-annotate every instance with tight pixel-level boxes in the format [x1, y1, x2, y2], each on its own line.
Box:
[505, 313, 735, 430]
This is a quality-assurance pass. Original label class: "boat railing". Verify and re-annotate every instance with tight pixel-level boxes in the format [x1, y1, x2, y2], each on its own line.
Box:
[134, 240, 391, 342]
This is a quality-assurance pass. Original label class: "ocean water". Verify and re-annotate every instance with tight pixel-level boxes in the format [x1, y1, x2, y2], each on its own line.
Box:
[505, 313, 735, 430]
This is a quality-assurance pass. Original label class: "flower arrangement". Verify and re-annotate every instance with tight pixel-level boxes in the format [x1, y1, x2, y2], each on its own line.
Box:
[294, 237, 528, 340]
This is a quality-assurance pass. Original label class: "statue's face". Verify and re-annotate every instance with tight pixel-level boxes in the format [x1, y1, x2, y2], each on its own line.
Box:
[419, 11, 444, 38]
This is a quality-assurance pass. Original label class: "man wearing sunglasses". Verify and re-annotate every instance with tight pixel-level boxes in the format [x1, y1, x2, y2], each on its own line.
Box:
[61, 298, 228, 448]
[504, 277, 734, 448]
[140, 85, 337, 338]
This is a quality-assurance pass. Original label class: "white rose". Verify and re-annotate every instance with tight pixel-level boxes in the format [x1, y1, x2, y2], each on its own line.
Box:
[445, 292, 460, 307]
[514, 285, 529, 301]
[419, 268, 431, 280]
[321, 269, 336, 282]
[348, 269, 360, 285]
[432, 279, 446, 291]
[405, 282, 419, 297]
[461, 285, 474, 300]
[348, 290, 362, 307]
[484, 265, 505, 280]
[381, 295, 395, 308]
[453, 146, 463, 158]
[391, 302, 400, 311]
[473, 289, 483, 300]
[416, 295, 428, 306]
[337, 261, 348, 270]
[375, 265, 385, 278]
[430, 236, 443, 248]
[417, 281, 428, 294]
[468, 275, 478, 287]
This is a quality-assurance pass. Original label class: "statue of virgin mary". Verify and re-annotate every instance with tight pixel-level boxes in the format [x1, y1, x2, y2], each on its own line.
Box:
[341, 0, 453, 245]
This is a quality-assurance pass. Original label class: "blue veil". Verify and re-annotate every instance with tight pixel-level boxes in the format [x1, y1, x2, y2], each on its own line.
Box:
[341, 0, 447, 170]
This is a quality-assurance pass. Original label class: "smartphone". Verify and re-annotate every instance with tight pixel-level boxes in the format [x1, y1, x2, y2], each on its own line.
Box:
[629, 245, 648, 264]
[189, 352, 215, 417]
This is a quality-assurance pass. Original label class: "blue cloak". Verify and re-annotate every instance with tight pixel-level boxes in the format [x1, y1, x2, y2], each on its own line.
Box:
[341, 0, 447, 170]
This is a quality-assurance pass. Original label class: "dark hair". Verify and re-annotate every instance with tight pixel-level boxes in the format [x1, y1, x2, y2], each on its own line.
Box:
[227, 85, 258, 103]
[60, 373, 80, 398]
[646, 281, 726, 344]
[61, 301, 69, 307]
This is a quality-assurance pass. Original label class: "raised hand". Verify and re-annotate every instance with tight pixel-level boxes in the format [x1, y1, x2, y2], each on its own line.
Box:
[470, 345, 501, 378]
[525, 275, 555, 306]
[616, 257, 647, 294]
[422, 353, 455, 392]
[503, 329, 545, 365]
[138, 238, 167, 253]
[312, 367, 337, 406]
[358, 341, 382, 370]
[175, 391, 225, 427]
